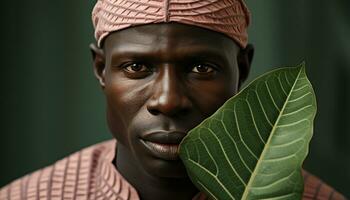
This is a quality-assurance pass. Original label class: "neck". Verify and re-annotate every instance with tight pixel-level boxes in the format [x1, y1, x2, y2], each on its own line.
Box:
[114, 143, 199, 200]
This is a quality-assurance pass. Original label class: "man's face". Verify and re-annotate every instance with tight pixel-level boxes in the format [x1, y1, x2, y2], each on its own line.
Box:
[95, 23, 246, 178]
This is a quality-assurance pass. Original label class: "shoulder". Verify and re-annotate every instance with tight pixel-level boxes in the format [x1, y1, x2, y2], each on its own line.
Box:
[303, 170, 347, 200]
[0, 140, 115, 200]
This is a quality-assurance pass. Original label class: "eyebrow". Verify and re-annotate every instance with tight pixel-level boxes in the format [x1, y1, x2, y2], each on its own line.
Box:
[110, 45, 229, 65]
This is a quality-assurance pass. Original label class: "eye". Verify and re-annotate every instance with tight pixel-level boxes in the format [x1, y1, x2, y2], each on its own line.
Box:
[191, 64, 215, 74]
[124, 63, 149, 73]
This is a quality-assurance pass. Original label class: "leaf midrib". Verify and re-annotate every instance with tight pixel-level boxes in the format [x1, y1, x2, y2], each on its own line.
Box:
[241, 67, 304, 199]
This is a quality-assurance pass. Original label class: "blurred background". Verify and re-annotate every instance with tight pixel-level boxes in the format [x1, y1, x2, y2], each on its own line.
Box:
[0, 0, 349, 197]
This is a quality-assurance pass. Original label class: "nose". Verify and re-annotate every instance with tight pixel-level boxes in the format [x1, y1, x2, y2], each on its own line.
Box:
[147, 66, 192, 116]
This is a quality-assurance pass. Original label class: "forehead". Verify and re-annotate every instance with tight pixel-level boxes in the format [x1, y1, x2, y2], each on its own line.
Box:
[103, 23, 240, 60]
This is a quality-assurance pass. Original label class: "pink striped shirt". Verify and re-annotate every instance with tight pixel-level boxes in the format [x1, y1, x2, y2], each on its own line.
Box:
[0, 140, 346, 200]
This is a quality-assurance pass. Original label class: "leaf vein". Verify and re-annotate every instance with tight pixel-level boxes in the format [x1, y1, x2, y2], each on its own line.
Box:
[264, 154, 297, 163]
[246, 100, 266, 144]
[198, 136, 219, 175]
[277, 75, 288, 96]
[218, 118, 253, 173]
[234, 104, 259, 160]
[288, 92, 312, 103]
[206, 126, 248, 186]
[187, 159, 236, 200]
[277, 119, 309, 128]
[254, 89, 273, 127]
[242, 67, 305, 199]
[284, 71, 292, 86]
[293, 84, 308, 92]
[265, 81, 281, 112]
[281, 105, 312, 117]
[197, 181, 220, 200]
[251, 170, 296, 190]
[271, 138, 305, 149]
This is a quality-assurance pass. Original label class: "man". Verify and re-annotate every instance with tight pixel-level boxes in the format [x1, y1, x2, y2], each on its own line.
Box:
[0, 0, 346, 199]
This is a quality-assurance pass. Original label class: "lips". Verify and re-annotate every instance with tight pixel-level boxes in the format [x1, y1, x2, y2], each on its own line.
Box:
[140, 131, 186, 160]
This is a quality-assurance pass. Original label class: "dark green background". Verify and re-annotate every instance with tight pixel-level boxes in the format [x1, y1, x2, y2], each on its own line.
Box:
[1, 0, 349, 197]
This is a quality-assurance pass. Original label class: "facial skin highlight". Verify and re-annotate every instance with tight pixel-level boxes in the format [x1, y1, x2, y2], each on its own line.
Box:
[91, 22, 253, 200]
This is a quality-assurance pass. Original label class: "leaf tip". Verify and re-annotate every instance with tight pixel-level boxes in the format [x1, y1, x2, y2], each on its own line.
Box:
[298, 61, 306, 70]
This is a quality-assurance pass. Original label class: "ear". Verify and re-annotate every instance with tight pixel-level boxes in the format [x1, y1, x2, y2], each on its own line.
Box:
[237, 43, 254, 89]
[90, 43, 106, 89]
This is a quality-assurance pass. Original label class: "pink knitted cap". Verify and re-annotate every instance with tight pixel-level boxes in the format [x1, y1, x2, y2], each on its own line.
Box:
[92, 0, 250, 48]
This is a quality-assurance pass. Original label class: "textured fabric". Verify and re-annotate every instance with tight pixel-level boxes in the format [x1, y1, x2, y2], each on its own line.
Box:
[0, 140, 346, 200]
[0, 141, 139, 200]
[92, 0, 250, 48]
[0, 140, 207, 200]
[302, 171, 348, 200]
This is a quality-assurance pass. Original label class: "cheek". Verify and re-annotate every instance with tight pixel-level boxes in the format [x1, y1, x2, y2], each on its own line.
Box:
[105, 87, 129, 145]
[104, 75, 150, 145]
[189, 75, 239, 116]
[197, 85, 233, 115]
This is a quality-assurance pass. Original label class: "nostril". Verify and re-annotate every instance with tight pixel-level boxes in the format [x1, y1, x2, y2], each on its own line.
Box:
[147, 98, 191, 117]
[148, 107, 160, 115]
[147, 97, 160, 115]
[146, 84, 192, 116]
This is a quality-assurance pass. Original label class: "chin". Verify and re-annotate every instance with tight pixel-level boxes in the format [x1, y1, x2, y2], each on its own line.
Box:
[143, 157, 190, 179]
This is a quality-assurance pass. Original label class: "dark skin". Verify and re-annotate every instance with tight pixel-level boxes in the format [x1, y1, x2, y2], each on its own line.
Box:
[90, 23, 254, 200]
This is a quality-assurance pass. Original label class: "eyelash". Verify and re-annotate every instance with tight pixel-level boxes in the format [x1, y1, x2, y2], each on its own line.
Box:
[119, 62, 219, 74]
[123, 63, 150, 72]
[190, 63, 217, 73]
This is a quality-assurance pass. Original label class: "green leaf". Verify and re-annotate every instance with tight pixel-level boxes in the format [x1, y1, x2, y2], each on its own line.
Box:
[179, 63, 316, 200]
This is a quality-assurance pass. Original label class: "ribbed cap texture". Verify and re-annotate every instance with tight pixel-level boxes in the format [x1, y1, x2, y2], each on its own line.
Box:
[92, 0, 250, 48]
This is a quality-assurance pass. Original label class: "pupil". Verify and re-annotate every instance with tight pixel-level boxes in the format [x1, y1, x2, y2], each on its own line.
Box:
[131, 64, 142, 71]
[197, 65, 208, 72]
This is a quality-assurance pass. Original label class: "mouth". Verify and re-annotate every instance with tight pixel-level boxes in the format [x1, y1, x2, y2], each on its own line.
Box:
[140, 131, 186, 161]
